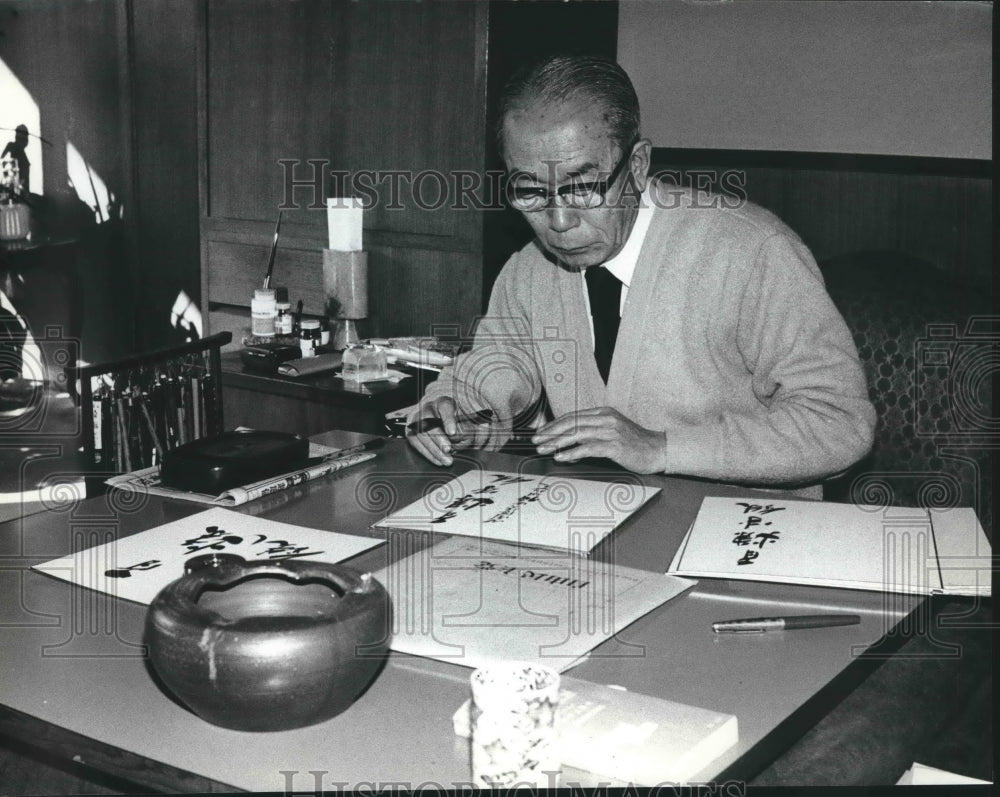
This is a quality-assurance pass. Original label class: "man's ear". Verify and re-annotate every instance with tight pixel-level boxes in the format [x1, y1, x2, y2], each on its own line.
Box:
[631, 138, 653, 191]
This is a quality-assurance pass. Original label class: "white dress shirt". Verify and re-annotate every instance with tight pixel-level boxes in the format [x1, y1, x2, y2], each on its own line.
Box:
[581, 184, 656, 345]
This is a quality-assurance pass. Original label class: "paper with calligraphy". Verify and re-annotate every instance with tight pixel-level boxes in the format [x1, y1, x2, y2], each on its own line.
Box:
[32, 507, 384, 605]
[668, 497, 991, 596]
[371, 470, 660, 555]
[375, 536, 694, 671]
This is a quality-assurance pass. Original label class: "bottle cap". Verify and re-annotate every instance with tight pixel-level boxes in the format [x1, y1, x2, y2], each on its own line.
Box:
[253, 288, 276, 302]
[300, 319, 321, 330]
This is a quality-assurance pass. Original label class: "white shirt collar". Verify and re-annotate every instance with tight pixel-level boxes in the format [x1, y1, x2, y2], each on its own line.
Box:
[596, 182, 655, 286]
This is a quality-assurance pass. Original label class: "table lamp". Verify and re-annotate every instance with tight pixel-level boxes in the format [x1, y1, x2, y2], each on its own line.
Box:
[323, 198, 367, 350]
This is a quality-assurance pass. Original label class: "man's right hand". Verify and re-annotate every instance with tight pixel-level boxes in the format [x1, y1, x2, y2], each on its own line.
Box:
[404, 397, 475, 467]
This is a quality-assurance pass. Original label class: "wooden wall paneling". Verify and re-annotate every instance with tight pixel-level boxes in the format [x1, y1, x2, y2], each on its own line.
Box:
[366, 246, 482, 339]
[735, 167, 788, 221]
[201, 0, 490, 340]
[129, 0, 203, 351]
[329, 0, 485, 244]
[481, 0, 620, 303]
[896, 173, 992, 286]
[647, 150, 990, 288]
[206, 239, 324, 314]
[955, 177, 991, 287]
[205, 0, 333, 226]
[779, 170, 897, 262]
[896, 173, 966, 276]
[0, 0, 135, 361]
[197, 0, 210, 337]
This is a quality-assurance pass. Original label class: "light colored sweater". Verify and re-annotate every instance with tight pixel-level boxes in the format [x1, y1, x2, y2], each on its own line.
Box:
[421, 182, 875, 486]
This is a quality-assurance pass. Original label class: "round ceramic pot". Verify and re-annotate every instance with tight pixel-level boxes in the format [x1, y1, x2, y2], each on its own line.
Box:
[145, 553, 391, 731]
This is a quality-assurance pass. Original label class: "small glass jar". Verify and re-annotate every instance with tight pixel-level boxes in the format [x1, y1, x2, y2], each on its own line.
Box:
[299, 319, 321, 358]
[275, 301, 293, 335]
[251, 288, 277, 337]
[342, 343, 388, 382]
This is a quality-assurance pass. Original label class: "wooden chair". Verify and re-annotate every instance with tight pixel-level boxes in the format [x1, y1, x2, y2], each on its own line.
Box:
[69, 332, 232, 493]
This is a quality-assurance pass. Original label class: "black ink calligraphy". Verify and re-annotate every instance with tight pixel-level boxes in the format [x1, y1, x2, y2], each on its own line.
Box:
[733, 502, 785, 565]
[105, 559, 162, 578]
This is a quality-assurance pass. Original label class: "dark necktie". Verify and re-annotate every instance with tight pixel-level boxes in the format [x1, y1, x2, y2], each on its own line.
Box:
[585, 266, 622, 383]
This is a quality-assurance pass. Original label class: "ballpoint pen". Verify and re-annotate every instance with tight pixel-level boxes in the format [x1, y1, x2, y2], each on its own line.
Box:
[711, 614, 861, 634]
[406, 409, 494, 435]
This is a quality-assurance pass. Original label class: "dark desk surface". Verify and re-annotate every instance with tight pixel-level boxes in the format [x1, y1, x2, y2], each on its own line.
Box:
[220, 350, 432, 407]
[220, 351, 433, 436]
[0, 434, 991, 789]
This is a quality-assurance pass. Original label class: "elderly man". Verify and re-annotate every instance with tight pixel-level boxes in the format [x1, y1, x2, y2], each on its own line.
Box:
[407, 55, 874, 487]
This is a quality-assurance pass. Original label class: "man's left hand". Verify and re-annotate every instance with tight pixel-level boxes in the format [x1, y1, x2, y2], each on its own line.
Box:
[532, 407, 668, 474]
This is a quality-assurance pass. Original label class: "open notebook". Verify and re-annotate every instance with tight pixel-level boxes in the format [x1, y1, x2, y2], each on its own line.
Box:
[668, 497, 991, 596]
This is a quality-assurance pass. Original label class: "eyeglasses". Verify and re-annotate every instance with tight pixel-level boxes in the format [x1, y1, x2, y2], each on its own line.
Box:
[506, 141, 636, 213]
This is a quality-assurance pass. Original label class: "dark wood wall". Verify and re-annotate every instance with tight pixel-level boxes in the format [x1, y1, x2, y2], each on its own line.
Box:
[0, 0, 134, 361]
[648, 150, 992, 288]
[128, 0, 203, 352]
[482, 0, 619, 306]
[1, 0, 990, 362]
[200, 0, 490, 345]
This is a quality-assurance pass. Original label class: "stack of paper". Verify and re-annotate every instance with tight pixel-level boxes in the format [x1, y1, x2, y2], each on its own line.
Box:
[453, 676, 738, 785]
[668, 497, 991, 596]
[375, 536, 694, 671]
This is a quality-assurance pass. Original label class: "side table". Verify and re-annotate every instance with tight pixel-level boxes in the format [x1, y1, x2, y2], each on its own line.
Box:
[219, 351, 436, 436]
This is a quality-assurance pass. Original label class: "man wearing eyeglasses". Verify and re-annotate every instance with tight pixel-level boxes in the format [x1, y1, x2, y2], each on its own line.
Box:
[406, 55, 874, 488]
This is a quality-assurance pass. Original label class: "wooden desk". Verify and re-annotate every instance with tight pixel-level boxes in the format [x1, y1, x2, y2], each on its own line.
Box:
[220, 352, 435, 436]
[0, 435, 991, 790]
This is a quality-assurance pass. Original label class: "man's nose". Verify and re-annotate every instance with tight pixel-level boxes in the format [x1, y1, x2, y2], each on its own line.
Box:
[546, 203, 580, 233]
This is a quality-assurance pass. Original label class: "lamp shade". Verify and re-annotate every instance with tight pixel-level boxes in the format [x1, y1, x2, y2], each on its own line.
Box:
[322, 249, 368, 319]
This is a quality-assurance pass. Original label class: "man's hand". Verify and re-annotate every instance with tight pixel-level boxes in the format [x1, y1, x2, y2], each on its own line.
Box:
[404, 397, 478, 467]
[532, 407, 668, 474]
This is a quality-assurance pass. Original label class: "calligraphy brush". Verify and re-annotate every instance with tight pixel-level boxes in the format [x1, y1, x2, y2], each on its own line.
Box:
[262, 210, 283, 290]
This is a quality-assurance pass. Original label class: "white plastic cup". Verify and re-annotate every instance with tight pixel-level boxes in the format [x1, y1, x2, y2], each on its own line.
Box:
[470, 662, 561, 788]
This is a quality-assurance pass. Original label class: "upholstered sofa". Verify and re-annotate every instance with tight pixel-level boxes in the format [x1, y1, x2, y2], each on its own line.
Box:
[819, 250, 993, 537]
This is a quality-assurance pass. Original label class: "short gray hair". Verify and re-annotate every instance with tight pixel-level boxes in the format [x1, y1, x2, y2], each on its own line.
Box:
[497, 55, 641, 161]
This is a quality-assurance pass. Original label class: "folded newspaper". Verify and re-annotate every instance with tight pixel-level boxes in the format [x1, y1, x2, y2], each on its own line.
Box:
[105, 441, 376, 507]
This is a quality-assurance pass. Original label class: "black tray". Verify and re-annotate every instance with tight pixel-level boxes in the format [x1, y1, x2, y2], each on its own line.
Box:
[159, 429, 309, 494]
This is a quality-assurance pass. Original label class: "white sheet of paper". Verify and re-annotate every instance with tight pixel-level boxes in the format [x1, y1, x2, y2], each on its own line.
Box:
[32, 507, 384, 605]
[375, 536, 695, 672]
[371, 470, 660, 555]
[326, 197, 363, 251]
[897, 762, 992, 786]
[669, 497, 991, 596]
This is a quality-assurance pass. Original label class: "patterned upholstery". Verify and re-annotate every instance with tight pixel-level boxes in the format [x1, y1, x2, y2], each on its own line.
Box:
[819, 251, 993, 537]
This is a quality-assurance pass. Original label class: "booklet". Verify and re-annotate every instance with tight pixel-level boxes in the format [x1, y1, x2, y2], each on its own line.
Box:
[668, 496, 991, 596]
[374, 536, 695, 672]
[371, 469, 660, 556]
[32, 507, 384, 605]
[453, 676, 738, 786]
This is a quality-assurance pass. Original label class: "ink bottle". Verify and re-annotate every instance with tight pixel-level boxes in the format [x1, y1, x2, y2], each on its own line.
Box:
[299, 319, 321, 358]
[275, 301, 293, 335]
[251, 289, 277, 337]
